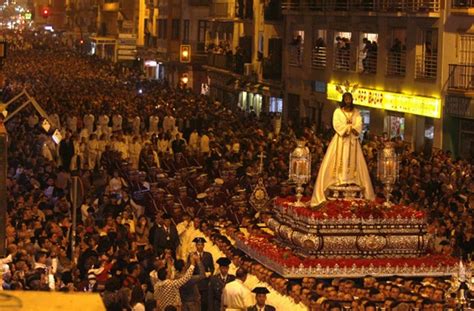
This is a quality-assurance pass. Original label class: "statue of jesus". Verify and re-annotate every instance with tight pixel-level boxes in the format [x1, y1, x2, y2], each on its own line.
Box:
[310, 92, 375, 207]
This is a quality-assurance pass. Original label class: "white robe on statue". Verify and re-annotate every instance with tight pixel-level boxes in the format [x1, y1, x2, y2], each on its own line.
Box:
[310, 107, 374, 207]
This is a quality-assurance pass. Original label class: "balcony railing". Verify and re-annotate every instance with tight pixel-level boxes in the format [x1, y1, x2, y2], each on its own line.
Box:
[210, 2, 233, 17]
[334, 46, 355, 71]
[189, 0, 210, 5]
[451, 0, 474, 8]
[448, 64, 474, 91]
[207, 53, 245, 74]
[415, 54, 437, 79]
[311, 46, 327, 69]
[358, 51, 377, 74]
[282, 0, 440, 13]
[386, 51, 407, 76]
[263, 58, 282, 80]
[289, 45, 303, 67]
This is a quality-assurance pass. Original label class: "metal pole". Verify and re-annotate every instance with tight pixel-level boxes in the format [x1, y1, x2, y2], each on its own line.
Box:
[70, 176, 83, 260]
[0, 122, 6, 257]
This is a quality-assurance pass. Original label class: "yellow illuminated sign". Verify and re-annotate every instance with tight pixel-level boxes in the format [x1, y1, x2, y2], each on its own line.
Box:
[327, 83, 441, 118]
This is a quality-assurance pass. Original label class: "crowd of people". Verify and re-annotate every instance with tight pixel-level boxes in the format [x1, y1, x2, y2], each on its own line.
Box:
[0, 29, 472, 311]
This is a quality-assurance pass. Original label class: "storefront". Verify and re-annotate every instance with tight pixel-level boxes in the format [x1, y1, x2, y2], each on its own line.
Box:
[444, 95, 474, 159]
[143, 60, 165, 80]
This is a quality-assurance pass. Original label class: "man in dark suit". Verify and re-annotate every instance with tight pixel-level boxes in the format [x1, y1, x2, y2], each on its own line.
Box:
[247, 287, 276, 311]
[152, 213, 179, 255]
[208, 257, 236, 311]
[190, 237, 214, 311]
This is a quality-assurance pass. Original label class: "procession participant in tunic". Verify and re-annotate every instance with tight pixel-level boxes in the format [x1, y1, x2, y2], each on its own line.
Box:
[112, 112, 123, 133]
[132, 115, 141, 137]
[87, 133, 100, 170]
[84, 112, 95, 134]
[149, 115, 159, 134]
[221, 268, 255, 311]
[208, 257, 236, 311]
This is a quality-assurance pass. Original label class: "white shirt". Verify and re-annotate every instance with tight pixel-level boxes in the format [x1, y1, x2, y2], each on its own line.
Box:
[222, 279, 255, 310]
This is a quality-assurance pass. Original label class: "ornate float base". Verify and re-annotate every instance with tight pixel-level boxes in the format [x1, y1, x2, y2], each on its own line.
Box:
[236, 235, 459, 278]
[266, 197, 427, 258]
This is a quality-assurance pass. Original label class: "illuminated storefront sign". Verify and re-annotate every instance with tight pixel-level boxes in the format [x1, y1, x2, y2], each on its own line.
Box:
[327, 82, 441, 118]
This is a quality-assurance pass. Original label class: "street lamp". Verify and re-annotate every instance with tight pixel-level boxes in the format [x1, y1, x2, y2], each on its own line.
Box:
[289, 140, 311, 206]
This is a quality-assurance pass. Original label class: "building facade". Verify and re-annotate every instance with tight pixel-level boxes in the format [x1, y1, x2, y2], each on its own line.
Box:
[282, 0, 473, 154]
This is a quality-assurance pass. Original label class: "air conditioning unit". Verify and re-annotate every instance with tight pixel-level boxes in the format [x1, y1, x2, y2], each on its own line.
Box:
[244, 63, 253, 76]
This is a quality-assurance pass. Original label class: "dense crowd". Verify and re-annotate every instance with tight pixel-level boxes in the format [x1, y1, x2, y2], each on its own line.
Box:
[0, 30, 472, 311]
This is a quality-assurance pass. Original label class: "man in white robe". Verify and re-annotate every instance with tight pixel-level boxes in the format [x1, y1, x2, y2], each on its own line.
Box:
[112, 113, 123, 132]
[221, 269, 254, 310]
[87, 134, 100, 170]
[84, 113, 95, 133]
[149, 115, 159, 134]
[311, 92, 374, 206]
[132, 116, 141, 136]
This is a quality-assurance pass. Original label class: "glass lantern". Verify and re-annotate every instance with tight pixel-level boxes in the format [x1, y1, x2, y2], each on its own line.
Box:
[289, 140, 311, 206]
[377, 142, 399, 206]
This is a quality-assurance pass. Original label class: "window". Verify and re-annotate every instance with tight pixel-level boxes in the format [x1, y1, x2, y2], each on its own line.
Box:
[171, 19, 180, 40]
[270, 97, 283, 113]
[158, 19, 167, 39]
[312, 29, 327, 69]
[198, 20, 208, 43]
[289, 30, 304, 66]
[359, 33, 378, 74]
[416, 29, 438, 79]
[387, 29, 407, 76]
[334, 31, 352, 71]
[183, 20, 190, 43]
[460, 34, 474, 64]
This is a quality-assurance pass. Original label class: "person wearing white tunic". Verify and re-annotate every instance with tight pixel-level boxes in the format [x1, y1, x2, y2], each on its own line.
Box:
[84, 113, 95, 134]
[149, 115, 159, 134]
[87, 134, 100, 170]
[129, 136, 142, 170]
[49, 113, 61, 130]
[162, 115, 172, 133]
[98, 114, 109, 130]
[67, 115, 77, 133]
[112, 114, 123, 132]
[200, 133, 210, 155]
[222, 269, 254, 311]
[188, 129, 200, 154]
[310, 92, 374, 207]
[132, 116, 141, 136]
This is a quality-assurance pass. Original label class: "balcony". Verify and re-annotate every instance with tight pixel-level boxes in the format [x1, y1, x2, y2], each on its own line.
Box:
[281, 0, 440, 14]
[358, 51, 377, 74]
[334, 46, 355, 71]
[451, 0, 474, 14]
[289, 45, 303, 67]
[264, 0, 283, 21]
[311, 46, 327, 69]
[415, 54, 437, 79]
[263, 58, 282, 80]
[102, 1, 119, 12]
[386, 51, 407, 76]
[210, 2, 234, 18]
[189, 0, 210, 5]
[448, 64, 474, 93]
[235, 0, 254, 19]
[207, 53, 245, 74]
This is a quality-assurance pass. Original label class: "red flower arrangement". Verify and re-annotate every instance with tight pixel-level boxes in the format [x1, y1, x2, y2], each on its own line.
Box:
[242, 234, 457, 270]
[274, 197, 425, 220]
